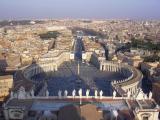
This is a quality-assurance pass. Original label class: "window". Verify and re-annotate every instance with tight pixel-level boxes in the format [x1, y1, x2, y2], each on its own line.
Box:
[143, 116, 149, 120]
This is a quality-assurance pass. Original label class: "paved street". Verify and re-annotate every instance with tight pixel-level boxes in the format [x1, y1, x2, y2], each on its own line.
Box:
[74, 37, 84, 60]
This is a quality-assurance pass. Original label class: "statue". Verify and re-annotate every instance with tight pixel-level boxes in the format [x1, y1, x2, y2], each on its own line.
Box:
[100, 90, 103, 99]
[136, 88, 145, 100]
[46, 90, 49, 97]
[149, 91, 152, 99]
[58, 90, 62, 99]
[95, 90, 98, 98]
[64, 90, 68, 98]
[78, 89, 82, 97]
[127, 91, 131, 98]
[72, 89, 76, 98]
[113, 90, 116, 98]
[18, 86, 26, 99]
[31, 89, 34, 98]
[144, 94, 148, 99]
[86, 89, 90, 98]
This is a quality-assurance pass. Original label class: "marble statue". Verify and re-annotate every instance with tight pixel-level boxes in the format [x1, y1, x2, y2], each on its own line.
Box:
[136, 88, 145, 100]
[149, 91, 152, 99]
[86, 89, 90, 98]
[100, 90, 103, 99]
[79, 89, 82, 97]
[64, 90, 68, 98]
[46, 90, 49, 97]
[72, 89, 76, 98]
[95, 90, 98, 98]
[31, 89, 34, 98]
[18, 86, 26, 99]
[127, 91, 131, 98]
[113, 90, 117, 98]
[144, 94, 148, 99]
[58, 90, 62, 98]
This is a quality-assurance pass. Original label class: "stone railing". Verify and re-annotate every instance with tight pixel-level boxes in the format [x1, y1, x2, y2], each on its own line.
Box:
[10, 87, 153, 102]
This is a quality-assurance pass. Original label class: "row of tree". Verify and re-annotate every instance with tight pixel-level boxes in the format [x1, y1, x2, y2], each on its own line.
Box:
[143, 55, 160, 62]
[131, 38, 160, 51]
[39, 31, 60, 40]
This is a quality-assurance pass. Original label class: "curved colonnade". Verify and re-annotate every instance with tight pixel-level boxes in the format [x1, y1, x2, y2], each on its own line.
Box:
[23, 52, 70, 82]
[100, 61, 143, 97]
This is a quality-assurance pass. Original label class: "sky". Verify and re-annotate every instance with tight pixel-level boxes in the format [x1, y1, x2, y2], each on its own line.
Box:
[0, 0, 160, 20]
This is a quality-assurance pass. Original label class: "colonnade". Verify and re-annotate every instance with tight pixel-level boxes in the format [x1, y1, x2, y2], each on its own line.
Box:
[23, 63, 57, 79]
[23, 52, 70, 80]
[100, 62, 133, 78]
[100, 61, 142, 97]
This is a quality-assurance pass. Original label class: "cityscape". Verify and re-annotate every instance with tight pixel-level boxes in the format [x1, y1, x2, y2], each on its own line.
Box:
[0, 1, 160, 120]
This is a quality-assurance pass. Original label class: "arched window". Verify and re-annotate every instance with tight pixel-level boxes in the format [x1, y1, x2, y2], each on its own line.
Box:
[143, 116, 149, 120]
[141, 113, 151, 120]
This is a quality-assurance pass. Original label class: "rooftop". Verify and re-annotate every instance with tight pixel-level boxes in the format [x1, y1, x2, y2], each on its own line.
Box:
[0, 75, 12, 80]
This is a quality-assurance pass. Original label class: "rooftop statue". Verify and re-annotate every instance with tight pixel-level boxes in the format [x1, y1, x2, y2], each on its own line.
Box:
[127, 91, 131, 98]
[46, 90, 49, 97]
[18, 86, 26, 99]
[86, 89, 90, 98]
[136, 88, 145, 100]
[31, 89, 34, 98]
[79, 89, 82, 97]
[64, 90, 68, 98]
[149, 91, 152, 99]
[72, 89, 76, 98]
[100, 90, 103, 99]
[58, 90, 62, 98]
[113, 90, 116, 98]
[95, 90, 98, 98]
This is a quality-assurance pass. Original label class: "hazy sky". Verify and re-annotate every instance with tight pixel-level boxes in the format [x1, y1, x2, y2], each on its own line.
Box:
[0, 0, 160, 20]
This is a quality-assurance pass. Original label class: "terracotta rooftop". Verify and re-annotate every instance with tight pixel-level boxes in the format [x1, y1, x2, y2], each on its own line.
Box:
[58, 105, 81, 120]
[80, 104, 103, 120]
[0, 75, 12, 80]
